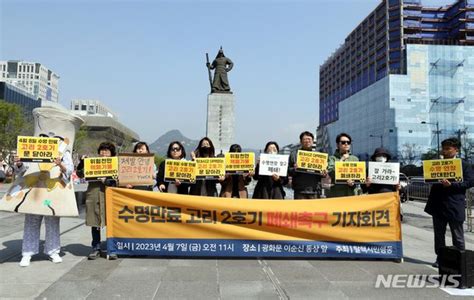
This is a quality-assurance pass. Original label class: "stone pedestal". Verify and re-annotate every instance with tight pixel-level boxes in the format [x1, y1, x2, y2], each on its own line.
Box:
[206, 93, 235, 155]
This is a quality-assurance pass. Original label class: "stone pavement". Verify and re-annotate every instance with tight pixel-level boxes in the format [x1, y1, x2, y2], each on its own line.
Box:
[1, 183, 473, 299]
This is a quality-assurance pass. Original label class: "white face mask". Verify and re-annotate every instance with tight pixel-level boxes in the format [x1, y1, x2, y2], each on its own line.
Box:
[268, 151, 277, 155]
[375, 156, 387, 163]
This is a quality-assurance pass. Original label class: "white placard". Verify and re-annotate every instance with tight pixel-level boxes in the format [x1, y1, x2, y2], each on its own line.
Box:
[368, 162, 400, 185]
[258, 154, 289, 177]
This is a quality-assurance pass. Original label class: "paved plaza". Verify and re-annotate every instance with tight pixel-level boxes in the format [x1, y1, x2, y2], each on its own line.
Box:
[0, 184, 473, 299]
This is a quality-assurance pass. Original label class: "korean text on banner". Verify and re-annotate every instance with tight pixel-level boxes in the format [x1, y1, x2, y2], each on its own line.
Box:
[17, 136, 59, 162]
[84, 157, 119, 180]
[225, 152, 255, 174]
[422, 158, 463, 183]
[118, 153, 155, 186]
[335, 161, 366, 184]
[106, 188, 402, 259]
[195, 158, 225, 179]
[296, 150, 328, 174]
[164, 159, 196, 183]
[368, 162, 400, 185]
[258, 153, 289, 177]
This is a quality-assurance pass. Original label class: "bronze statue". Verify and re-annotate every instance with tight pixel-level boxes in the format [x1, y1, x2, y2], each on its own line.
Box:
[206, 47, 233, 93]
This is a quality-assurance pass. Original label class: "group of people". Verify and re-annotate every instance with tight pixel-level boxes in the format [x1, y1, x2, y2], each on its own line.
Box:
[11, 131, 473, 269]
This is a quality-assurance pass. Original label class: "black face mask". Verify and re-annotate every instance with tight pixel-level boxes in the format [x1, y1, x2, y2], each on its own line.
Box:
[200, 147, 210, 156]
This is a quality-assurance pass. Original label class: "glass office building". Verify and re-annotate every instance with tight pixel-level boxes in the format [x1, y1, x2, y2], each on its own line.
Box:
[318, 44, 474, 162]
[318, 0, 474, 162]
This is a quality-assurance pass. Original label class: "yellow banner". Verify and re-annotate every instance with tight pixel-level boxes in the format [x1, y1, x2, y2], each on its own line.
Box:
[225, 152, 255, 174]
[335, 161, 366, 183]
[17, 136, 59, 162]
[106, 188, 402, 258]
[422, 158, 463, 183]
[195, 158, 225, 179]
[164, 159, 196, 183]
[84, 157, 118, 179]
[296, 150, 328, 174]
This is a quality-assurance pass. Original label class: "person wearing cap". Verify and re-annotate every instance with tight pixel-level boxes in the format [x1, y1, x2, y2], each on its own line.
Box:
[363, 148, 399, 194]
[327, 133, 359, 197]
[424, 137, 474, 268]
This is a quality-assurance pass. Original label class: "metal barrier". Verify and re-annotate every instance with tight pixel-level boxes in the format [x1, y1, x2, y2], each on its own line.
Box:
[406, 177, 430, 201]
[467, 188, 474, 233]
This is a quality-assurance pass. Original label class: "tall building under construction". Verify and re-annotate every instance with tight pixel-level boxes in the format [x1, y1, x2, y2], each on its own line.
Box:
[318, 0, 474, 162]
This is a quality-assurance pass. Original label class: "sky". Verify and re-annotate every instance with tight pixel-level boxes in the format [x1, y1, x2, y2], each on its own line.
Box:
[0, 0, 452, 149]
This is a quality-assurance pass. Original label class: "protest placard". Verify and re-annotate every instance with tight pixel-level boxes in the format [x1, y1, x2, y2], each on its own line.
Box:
[195, 158, 225, 179]
[368, 162, 400, 185]
[422, 158, 463, 183]
[164, 159, 196, 183]
[84, 157, 119, 179]
[118, 153, 155, 186]
[225, 152, 255, 174]
[335, 161, 366, 183]
[258, 153, 289, 177]
[17, 136, 59, 162]
[296, 150, 328, 174]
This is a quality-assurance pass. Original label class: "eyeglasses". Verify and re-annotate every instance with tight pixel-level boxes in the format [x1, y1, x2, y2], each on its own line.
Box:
[171, 148, 181, 152]
[339, 141, 351, 145]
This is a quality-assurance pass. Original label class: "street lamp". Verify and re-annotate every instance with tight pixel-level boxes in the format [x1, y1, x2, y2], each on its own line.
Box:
[369, 134, 383, 147]
[421, 121, 440, 158]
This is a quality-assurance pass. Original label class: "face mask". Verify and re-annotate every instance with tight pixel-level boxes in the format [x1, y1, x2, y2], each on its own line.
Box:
[375, 156, 387, 163]
[268, 151, 277, 155]
[200, 147, 210, 156]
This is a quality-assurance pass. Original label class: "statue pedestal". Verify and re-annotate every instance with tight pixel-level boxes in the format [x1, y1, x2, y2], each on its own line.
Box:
[206, 93, 235, 155]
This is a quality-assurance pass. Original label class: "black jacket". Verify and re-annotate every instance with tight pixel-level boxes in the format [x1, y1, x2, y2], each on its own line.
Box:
[424, 160, 474, 222]
[156, 161, 189, 194]
[288, 148, 323, 194]
[252, 164, 288, 199]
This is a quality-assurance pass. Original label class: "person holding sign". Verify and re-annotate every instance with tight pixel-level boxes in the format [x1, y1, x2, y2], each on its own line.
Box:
[220, 144, 252, 198]
[157, 141, 189, 194]
[189, 137, 223, 196]
[288, 131, 326, 199]
[76, 142, 118, 260]
[124, 142, 156, 191]
[253, 141, 288, 199]
[327, 133, 359, 197]
[363, 148, 399, 194]
[424, 138, 474, 267]
[18, 137, 74, 267]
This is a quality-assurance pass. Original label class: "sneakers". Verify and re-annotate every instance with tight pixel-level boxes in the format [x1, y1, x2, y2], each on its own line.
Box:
[50, 253, 63, 264]
[432, 260, 439, 268]
[88, 249, 101, 260]
[108, 254, 118, 260]
[19, 255, 31, 267]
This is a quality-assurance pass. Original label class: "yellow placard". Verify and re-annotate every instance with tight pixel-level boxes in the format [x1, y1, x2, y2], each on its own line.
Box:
[118, 153, 155, 186]
[195, 158, 225, 179]
[296, 150, 328, 174]
[335, 161, 366, 183]
[17, 136, 59, 162]
[164, 159, 196, 183]
[84, 157, 119, 179]
[422, 158, 463, 183]
[225, 152, 255, 174]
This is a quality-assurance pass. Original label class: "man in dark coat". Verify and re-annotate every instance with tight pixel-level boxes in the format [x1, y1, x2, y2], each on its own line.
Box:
[424, 137, 474, 267]
[288, 131, 325, 199]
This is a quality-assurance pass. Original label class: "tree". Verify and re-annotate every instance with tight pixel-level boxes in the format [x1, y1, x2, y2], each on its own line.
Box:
[397, 143, 421, 166]
[0, 101, 26, 161]
[421, 148, 438, 160]
[154, 154, 166, 167]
